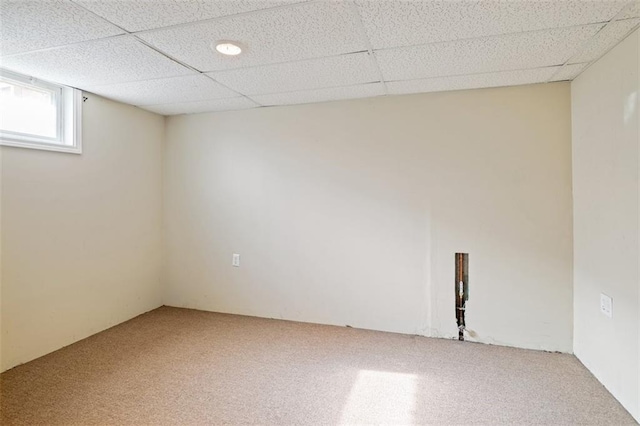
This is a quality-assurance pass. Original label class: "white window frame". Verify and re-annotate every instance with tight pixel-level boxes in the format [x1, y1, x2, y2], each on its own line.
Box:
[0, 69, 82, 154]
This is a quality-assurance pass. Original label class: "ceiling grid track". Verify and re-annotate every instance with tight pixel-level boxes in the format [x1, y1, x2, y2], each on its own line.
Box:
[387, 64, 579, 85]
[131, 0, 320, 35]
[373, 20, 612, 54]
[348, 1, 388, 95]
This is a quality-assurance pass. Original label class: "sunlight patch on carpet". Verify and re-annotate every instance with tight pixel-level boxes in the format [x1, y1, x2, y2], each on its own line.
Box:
[339, 369, 417, 425]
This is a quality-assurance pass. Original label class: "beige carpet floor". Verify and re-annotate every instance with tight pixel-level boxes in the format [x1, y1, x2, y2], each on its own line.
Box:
[0, 306, 636, 425]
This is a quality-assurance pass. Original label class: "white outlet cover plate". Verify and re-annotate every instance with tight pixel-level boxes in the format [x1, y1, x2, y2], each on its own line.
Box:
[232, 253, 240, 267]
[600, 293, 613, 318]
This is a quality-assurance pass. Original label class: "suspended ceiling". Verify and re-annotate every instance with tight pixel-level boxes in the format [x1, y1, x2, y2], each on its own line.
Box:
[1, 0, 638, 115]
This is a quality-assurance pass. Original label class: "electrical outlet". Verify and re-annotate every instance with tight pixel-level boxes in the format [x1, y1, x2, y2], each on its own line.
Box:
[232, 253, 240, 267]
[600, 293, 612, 318]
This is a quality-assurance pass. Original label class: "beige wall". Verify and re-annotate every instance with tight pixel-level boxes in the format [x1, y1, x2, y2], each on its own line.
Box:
[0, 94, 164, 372]
[163, 82, 574, 352]
[572, 29, 640, 421]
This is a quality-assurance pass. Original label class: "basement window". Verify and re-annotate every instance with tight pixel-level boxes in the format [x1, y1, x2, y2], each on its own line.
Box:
[0, 69, 82, 154]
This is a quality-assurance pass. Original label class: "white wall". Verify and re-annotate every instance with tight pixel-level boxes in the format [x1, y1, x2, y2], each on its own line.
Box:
[0, 94, 164, 372]
[163, 82, 574, 352]
[0, 132, 3, 371]
[572, 29, 640, 421]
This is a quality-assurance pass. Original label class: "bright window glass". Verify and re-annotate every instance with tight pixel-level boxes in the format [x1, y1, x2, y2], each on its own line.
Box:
[0, 77, 59, 139]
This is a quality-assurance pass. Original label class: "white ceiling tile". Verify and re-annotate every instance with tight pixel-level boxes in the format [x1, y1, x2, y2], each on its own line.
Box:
[207, 53, 378, 96]
[386, 68, 559, 96]
[0, 36, 193, 87]
[616, 1, 640, 19]
[75, 0, 302, 32]
[569, 18, 640, 63]
[250, 82, 384, 106]
[376, 25, 602, 82]
[0, 0, 124, 56]
[4, 0, 634, 113]
[137, 1, 367, 72]
[141, 97, 258, 115]
[356, 0, 628, 49]
[549, 63, 589, 81]
[85, 74, 239, 106]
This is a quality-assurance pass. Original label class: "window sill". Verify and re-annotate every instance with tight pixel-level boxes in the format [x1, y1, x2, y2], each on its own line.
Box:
[0, 137, 82, 154]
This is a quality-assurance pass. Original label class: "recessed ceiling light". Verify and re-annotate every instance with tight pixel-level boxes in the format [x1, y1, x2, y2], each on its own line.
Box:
[214, 40, 243, 56]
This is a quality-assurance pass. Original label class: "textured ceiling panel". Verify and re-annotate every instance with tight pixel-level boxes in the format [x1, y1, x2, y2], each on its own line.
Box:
[376, 25, 602, 82]
[616, 1, 640, 19]
[85, 74, 239, 106]
[142, 97, 258, 115]
[356, 0, 628, 49]
[207, 53, 378, 96]
[250, 82, 384, 106]
[569, 18, 640, 63]
[549, 63, 589, 81]
[0, 0, 124, 56]
[75, 0, 302, 32]
[137, 1, 366, 72]
[1, 0, 636, 114]
[386, 67, 560, 96]
[1, 36, 192, 87]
